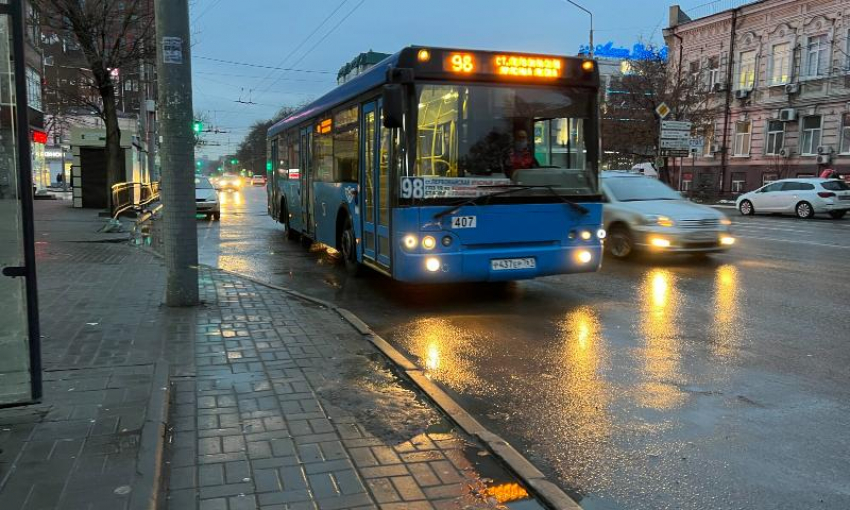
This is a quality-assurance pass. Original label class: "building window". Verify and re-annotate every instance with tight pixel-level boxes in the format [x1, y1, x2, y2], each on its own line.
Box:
[763, 173, 779, 185]
[800, 115, 822, 155]
[731, 172, 746, 193]
[765, 120, 785, 155]
[733, 120, 751, 156]
[707, 56, 720, 90]
[26, 67, 42, 111]
[804, 34, 829, 78]
[769, 43, 791, 85]
[736, 50, 756, 90]
[702, 122, 715, 156]
[841, 113, 850, 154]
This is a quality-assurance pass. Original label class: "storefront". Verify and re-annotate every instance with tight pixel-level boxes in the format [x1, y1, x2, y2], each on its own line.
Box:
[0, 0, 42, 406]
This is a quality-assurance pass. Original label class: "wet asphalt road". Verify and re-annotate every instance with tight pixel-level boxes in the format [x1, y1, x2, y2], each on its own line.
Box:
[197, 186, 850, 510]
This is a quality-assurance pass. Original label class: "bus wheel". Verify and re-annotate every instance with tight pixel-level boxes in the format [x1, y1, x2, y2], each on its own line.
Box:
[281, 201, 299, 241]
[340, 216, 361, 276]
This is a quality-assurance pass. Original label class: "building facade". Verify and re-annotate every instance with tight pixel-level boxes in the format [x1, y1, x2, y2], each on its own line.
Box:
[665, 0, 850, 195]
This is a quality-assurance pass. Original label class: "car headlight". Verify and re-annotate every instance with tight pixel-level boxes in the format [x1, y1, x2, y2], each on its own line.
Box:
[644, 215, 675, 227]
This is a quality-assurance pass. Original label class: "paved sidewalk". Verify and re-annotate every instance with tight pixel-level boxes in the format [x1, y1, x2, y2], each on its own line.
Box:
[0, 201, 184, 510]
[1, 202, 545, 510]
[163, 268, 542, 510]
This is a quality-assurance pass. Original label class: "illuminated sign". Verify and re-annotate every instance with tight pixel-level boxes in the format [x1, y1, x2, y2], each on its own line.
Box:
[43, 150, 65, 159]
[445, 53, 475, 74]
[32, 130, 48, 144]
[494, 55, 562, 78]
[288, 169, 301, 180]
[578, 42, 668, 61]
[316, 118, 332, 134]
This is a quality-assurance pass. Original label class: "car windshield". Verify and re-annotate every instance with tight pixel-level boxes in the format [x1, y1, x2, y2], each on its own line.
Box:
[406, 83, 597, 203]
[195, 177, 214, 189]
[822, 181, 850, 191]
[605, 177, 681, 202]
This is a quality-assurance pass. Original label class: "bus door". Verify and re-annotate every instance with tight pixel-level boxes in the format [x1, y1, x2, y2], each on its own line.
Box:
[360, 101, 392, 270]
[300, 127, 313, 237]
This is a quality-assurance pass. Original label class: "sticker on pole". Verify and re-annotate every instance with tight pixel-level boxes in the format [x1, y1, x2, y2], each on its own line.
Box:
[162, 37, 183, 64]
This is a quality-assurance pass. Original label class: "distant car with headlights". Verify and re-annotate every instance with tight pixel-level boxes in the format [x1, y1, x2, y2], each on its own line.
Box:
[600, 171, 734, 258]
[215, 174, 242, 191]
[195, 177, 220, 220]
[736, 178, 850, 219]
[251, 175, 267, 186]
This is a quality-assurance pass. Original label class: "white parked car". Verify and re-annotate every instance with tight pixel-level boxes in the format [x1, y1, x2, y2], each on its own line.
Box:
[195, 177, 221, 220]
[601, 171, 734, 258]
[736, 178, 850, 219]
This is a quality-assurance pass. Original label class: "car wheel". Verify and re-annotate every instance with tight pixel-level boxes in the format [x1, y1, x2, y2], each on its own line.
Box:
[607, 225, 634, 259]
[795, 201, 814, 219]
[739, 200, 754, 216]
[212, 211, 221, 221]
[828, 210, 847, 219]
[339, 216, 361, 276]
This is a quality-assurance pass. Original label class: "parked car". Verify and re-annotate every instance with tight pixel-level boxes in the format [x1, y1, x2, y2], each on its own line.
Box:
[195, 177, 220, 220]
[251, 175, 267, 186]
[600, 171, 734, 259]
[736, 178, 850, 219]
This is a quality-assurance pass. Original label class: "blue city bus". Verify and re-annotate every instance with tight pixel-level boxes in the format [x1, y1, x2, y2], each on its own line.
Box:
[267, 46, 604, 283]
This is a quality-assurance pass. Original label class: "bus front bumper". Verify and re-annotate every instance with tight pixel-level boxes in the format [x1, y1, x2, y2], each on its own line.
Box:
[392, 244, 603, 283]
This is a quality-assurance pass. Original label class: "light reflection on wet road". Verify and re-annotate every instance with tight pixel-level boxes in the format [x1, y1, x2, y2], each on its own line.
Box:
[197, 187, 850, 509]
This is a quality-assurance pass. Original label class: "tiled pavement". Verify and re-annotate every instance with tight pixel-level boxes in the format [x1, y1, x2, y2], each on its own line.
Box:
[163, 269, 541, 510]
[1, 202, 542, 510]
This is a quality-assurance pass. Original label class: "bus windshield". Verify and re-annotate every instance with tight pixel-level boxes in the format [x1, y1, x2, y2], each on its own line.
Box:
[409, 83, 597, 202]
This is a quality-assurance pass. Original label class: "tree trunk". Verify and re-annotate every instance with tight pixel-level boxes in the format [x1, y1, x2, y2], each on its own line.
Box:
[102, 83, 123, 212]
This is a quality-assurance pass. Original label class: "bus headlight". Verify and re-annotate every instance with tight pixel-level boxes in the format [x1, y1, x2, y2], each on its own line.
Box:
[403, 235, 418, 250]
[597, 229, 607, 239]
[576, 250, 593, 264]
[422, 236, 437, 250]
[579, 230, 592, 241]
[425, 257, 441, 272]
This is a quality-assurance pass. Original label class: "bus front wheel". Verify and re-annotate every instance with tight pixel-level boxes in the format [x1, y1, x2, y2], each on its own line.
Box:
[339, 216, 361, 276]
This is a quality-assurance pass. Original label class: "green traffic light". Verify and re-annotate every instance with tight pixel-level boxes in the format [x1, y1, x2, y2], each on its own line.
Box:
[230, 159, 238, 165]
[192, 120, 203, 134]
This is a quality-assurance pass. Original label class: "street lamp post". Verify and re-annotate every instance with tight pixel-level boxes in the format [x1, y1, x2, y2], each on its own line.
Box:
[564, 0, 594, 59]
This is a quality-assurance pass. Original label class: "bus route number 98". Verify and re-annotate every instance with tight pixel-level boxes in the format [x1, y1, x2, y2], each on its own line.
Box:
[401, 177, 425, 199]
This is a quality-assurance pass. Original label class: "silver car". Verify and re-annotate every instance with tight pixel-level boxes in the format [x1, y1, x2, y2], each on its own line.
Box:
[195, 177, 221, 220]
[600, 171, 735, 258]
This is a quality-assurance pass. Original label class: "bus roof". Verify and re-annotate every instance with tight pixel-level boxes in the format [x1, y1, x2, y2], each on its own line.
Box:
[268, 46, 597, 139]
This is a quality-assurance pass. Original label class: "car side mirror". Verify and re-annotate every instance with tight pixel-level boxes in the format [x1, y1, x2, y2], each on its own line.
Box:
[382, 84, 404, 129]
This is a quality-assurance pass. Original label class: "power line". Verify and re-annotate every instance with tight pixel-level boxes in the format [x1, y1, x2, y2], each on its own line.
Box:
[258, 0, 365, 98]
[249, 0, 350, 93]
[194, 56, 334, 74]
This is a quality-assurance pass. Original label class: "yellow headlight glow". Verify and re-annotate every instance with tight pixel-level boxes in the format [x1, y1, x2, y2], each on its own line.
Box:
[425, 258, 441, 272]
[650, 237, 671, 248]
[720, 236, 736, 246]
[403, 235, 418, 250]
[422, 236, 437, 250]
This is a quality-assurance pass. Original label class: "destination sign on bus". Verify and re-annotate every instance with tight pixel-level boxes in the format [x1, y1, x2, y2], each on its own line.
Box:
[442, 51, 565, 80]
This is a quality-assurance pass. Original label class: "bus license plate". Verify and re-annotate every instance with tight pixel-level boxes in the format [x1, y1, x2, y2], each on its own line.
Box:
[451, 216, 477, 229]
[491, 258, 536, 271]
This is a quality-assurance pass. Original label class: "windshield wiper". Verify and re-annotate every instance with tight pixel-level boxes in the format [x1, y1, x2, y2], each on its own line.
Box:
[433, 185, 589, 220]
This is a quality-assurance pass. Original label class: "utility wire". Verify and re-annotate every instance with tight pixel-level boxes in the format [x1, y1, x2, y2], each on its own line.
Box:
[194, 56, 334, 74]
[257, 0, 366, 98]
[249, 0, 349, 93]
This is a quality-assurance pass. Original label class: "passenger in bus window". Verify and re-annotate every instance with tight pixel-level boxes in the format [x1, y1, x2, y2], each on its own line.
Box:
[508, 128, 539, 178]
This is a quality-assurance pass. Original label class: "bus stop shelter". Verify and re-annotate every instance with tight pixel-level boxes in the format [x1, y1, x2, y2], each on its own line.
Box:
[0, 0, 42, 407]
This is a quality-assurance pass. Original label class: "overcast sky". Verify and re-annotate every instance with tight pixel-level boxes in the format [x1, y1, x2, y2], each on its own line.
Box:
[190, 0, 696, 159]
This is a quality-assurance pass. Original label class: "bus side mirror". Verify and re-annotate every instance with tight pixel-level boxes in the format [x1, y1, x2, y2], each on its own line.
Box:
[382, 84, 404, 129]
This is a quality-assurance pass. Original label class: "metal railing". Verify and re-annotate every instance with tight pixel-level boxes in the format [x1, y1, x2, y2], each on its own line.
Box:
[111, 181, 161, 218]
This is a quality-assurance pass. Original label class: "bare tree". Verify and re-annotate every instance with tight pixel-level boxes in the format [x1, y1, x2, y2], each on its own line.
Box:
[602, 47, 712, 181]
[234, 105, 304, 176]
[36, 0, 154, 207]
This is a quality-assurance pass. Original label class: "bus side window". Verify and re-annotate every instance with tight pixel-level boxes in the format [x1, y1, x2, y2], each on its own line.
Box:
[333, 106, 359, 183]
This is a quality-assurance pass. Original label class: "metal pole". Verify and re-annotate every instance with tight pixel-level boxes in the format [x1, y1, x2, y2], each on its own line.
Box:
[564, 0, 594, 58]
[155, 0, 199, 306]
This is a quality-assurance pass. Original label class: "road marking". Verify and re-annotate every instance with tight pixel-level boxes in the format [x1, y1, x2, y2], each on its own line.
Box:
[732, 223, 850, 236]
[739, 235, 850, 250]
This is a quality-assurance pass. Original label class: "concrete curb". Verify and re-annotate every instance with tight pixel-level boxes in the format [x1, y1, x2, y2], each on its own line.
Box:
[129, 360, 171, 510]
[212, 267, 581, 510]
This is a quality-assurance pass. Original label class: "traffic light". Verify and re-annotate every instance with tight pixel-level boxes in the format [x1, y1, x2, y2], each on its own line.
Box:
[230, 158, 238, 165]
[192, 120, 203, 134]
[196, 160, 202, 167]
